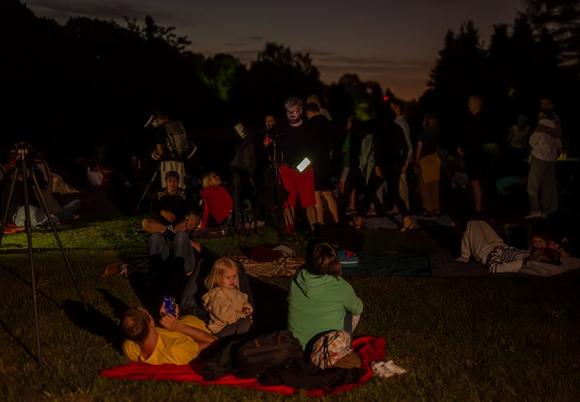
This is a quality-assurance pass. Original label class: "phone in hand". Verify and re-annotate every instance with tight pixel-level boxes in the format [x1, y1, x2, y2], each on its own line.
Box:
[163, 296, 177, 316]
[296, 157, 311, 172]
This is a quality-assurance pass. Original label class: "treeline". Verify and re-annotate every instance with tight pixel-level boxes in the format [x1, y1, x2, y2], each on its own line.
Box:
[1, 0, 579, 160]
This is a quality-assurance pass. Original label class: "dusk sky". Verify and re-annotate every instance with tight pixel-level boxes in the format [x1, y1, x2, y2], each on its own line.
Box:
[28, 0, 524, 100]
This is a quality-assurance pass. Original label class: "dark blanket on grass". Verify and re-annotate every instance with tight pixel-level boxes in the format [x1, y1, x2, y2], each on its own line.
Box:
[342, 253, 430, 277]
[100, 336, 385, 397]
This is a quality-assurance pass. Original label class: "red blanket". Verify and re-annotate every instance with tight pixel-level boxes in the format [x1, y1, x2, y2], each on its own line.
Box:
[0, 221, 25, 234]
[100, 336, 385, 397]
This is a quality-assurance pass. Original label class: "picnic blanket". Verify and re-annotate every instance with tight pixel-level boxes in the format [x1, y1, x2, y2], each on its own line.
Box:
[100, 336, 385, 397]
[234, 256, 305, 278]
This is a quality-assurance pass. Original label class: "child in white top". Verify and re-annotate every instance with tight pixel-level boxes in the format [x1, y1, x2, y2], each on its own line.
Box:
[202, 258, 253, 337]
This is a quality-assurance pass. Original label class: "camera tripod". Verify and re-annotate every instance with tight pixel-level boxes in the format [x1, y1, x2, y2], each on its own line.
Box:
[0, 142, 87, 365]
[242, 137, 298, 246]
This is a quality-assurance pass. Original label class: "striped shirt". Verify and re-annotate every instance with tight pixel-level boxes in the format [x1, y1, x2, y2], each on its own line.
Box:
[486, 245, 530, 273]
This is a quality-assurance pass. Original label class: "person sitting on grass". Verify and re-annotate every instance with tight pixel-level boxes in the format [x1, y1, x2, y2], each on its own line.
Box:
[455, 220, 562, 273]
[202, 258, 254, 337]
[141, 171, 197, 237]
[121, 303, 217, 365]
[199, 172, 233, 229]
[287, 241, 363, 351]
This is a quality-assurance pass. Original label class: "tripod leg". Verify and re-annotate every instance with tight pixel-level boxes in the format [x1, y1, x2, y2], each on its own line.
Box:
[29, 164, 88, 313]
[0, 164, 20, 248]
[19, 159, 43, 365]
[134, 164, 160, 214]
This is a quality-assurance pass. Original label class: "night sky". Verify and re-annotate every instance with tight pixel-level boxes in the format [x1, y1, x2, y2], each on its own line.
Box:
[28, 0, 523, 100]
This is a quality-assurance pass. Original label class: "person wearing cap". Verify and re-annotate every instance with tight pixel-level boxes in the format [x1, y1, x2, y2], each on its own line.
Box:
[305, 102, 339, 224]
[141, 171, 196, 235]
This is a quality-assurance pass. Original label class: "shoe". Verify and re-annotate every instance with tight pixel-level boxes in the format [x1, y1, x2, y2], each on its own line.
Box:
[348, 216, 363, 230]
[371, 361, 395, 378]
[524, 210, 542, 219]
[400, 217, 416, 233]
[345, 208, 357, 216]
[384, 360, 407, 375]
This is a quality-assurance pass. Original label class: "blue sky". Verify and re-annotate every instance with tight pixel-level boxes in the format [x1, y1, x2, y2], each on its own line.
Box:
[28, 0, 524, 100]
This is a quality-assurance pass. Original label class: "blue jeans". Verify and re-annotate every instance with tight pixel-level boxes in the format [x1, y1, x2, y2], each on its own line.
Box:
[148, 231, 195, 275]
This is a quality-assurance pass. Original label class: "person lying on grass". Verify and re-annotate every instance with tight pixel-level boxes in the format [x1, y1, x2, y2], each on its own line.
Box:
[121, 303, 217, 365]
[455, 220, 563, 273]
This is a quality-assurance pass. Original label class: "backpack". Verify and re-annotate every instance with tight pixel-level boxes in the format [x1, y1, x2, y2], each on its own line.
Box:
[310, 330, 354, 369]
[236, 330, 305, 378]
[164, 120, 191, 160]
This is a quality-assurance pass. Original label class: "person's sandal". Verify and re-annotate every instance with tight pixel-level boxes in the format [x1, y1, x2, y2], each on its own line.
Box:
[348, 216, 363, 230]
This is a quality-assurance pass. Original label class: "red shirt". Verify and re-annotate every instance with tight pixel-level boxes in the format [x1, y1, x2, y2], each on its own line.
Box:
[200, 186, 233, 228]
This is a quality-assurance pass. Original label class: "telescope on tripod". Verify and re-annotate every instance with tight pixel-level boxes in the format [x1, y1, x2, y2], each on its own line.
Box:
[0, 141, 87, 365]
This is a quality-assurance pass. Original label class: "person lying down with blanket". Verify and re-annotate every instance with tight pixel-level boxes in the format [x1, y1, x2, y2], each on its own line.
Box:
[455, 220, 563, 273]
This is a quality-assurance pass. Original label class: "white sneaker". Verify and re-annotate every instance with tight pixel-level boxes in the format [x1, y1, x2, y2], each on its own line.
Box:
[385, 360, 407, 375]
[371, 361, 395, 378]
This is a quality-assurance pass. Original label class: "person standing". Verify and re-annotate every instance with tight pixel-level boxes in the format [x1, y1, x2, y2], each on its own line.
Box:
[458, 95, 485, 213]
[525, 110, 563, 219]
[415, 113, 441, 216]
[305, 102, 339, 224]
[150, 109, 192, 189]
[275, 98, 317, 238]
[391, 99, 413, 211]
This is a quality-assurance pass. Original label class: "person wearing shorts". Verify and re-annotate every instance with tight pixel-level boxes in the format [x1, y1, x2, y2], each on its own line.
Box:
[275, 97, 317, 235]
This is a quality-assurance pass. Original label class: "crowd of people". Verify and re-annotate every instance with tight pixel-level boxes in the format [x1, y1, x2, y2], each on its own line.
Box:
[0, 92, 574, 380]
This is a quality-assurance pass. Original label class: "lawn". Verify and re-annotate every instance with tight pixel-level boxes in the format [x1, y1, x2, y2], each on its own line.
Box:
[1, 213, 580, 401]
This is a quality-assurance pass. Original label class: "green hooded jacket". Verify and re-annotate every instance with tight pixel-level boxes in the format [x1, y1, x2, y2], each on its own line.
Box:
[287, 269, 363, 349]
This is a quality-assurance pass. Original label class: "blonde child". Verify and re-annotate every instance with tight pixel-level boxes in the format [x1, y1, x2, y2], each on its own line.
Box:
[199, 172, 233, 229]
[202, 258, 253, 337]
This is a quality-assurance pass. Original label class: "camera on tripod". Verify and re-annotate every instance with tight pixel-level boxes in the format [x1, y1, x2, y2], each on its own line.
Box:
[12, 141, 34, 156]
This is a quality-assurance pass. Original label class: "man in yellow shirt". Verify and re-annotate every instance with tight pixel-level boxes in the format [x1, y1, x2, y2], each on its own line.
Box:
[121, 304, 217, 365]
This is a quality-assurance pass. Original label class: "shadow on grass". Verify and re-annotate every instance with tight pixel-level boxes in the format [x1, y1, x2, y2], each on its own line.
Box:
[61, 299, 126, 354]
[0, 263, 61, 309]
[0, 317, 37, 362]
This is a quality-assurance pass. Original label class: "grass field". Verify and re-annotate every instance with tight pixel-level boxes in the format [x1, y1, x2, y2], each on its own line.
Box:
[1, 213, 580, 401]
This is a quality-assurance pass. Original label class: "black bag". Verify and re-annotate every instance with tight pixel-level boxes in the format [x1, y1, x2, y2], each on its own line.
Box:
[236, 330, 305, 378]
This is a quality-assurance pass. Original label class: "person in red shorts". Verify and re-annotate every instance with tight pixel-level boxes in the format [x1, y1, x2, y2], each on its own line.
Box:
[275, 97, 317, 238]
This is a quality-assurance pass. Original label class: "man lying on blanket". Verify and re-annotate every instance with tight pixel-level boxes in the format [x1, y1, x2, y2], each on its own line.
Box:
[121, 303, 218, 365]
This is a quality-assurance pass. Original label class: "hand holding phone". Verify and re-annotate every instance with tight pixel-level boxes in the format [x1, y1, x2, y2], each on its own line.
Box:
[163, 296, 177, 316]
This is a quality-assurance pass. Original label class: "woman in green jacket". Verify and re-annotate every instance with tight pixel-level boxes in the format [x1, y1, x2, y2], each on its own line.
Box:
[287, 242, 363, 351]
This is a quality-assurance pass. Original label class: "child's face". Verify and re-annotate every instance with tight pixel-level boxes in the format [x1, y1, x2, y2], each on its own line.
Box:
[209, 173, 221, 186]
[532, 236, 547, 249]
[221, 268, 238, 289]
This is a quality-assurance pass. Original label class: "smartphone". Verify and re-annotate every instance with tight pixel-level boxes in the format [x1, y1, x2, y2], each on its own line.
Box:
[296, 157, 311, 172]
[163, 296, 176, 316]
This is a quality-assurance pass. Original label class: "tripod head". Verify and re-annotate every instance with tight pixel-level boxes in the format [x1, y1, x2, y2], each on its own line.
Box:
[11, 141, 35, 160]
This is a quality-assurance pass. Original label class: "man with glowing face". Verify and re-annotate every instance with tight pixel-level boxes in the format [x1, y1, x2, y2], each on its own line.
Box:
[273, 97, 317, 239]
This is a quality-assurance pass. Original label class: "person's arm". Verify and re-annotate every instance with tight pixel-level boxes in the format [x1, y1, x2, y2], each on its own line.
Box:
[342, 280, 363, 316]
[205, 291, 246, 325]
[415, 141, 423, 165]
[159, 313, 217, 343]
[200, 198, 210, 229]
[160, 210, 176, 224]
